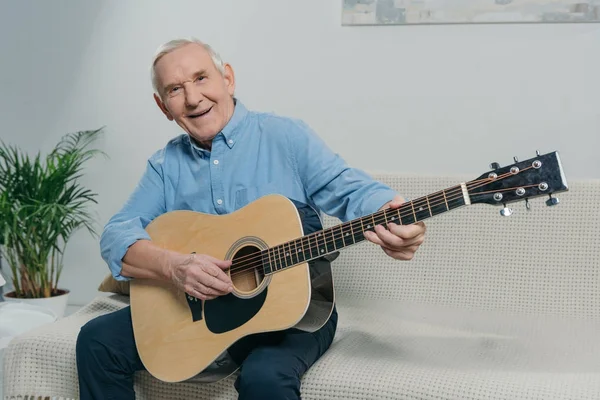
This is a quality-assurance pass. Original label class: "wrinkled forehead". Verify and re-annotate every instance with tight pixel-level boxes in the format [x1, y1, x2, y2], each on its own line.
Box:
[154, 43, 215, 87]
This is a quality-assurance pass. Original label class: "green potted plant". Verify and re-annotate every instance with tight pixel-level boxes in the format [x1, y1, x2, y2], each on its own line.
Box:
[0, 128, 105, 318]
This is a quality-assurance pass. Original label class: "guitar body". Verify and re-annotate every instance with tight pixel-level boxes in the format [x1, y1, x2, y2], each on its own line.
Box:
[130, 194, 336, 383]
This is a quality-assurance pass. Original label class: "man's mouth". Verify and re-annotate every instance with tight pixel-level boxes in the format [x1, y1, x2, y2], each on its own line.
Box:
[188, 106, 213, 119]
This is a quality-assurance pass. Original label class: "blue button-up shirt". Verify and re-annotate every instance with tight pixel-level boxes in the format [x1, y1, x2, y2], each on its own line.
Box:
[100, 99, 397, 280]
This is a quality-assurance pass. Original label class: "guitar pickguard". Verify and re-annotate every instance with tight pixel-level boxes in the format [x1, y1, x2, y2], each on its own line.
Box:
[204, 288, 268, 333]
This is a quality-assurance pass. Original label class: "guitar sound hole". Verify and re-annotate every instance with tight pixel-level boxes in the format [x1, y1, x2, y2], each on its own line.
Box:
[231, 245, 264, 293]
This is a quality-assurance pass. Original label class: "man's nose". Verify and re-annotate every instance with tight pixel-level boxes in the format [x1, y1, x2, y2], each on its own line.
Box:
[184, 83, 202, 108]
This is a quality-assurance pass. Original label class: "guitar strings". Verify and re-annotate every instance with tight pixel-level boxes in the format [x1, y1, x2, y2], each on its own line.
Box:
[229, 186, 465, 275]
[229, 181, 540, 282]
[226, 174, 497, 271]
[228, 181, 484, 281]
[228, 169, 535, 278]
[228, 169, 531, 276]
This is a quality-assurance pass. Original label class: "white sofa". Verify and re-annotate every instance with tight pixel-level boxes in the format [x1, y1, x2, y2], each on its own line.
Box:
[3, 173, 600, 400]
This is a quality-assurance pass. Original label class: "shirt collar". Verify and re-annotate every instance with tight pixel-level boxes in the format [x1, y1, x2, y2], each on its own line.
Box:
[186, 97, 247, 154]
[220, 97, 247, 148]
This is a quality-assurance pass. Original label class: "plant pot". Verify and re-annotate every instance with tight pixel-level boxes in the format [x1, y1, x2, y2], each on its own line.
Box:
[2, 289, 70, 319]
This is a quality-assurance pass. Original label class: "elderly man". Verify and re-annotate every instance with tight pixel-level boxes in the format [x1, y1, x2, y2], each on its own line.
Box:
[75, 38, 426, 399]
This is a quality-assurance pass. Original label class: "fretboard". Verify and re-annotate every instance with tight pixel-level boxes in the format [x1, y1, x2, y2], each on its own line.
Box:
[259, 184, 469, 275]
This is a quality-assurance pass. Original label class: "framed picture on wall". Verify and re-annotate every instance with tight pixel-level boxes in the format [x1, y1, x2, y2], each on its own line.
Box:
[342, 0, 600, 25]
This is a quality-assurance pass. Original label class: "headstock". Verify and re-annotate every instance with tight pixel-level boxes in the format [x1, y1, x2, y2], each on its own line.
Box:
[467, 151, 568, 215]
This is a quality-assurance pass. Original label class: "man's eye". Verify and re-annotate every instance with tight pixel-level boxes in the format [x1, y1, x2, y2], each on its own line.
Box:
[196, 76, 204, 82]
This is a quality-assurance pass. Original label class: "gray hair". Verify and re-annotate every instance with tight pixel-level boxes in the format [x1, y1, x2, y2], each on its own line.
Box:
[150, 38, 225, 96]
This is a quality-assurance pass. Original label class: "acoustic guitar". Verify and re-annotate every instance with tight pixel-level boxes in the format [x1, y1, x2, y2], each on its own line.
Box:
[129, 151, 568, 383]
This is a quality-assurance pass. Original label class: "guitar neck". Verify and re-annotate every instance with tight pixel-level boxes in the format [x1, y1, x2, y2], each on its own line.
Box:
[260, 183, 471, 274]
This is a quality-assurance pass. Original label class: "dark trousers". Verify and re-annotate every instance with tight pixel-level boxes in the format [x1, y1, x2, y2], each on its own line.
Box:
[76, 305, 338, 399]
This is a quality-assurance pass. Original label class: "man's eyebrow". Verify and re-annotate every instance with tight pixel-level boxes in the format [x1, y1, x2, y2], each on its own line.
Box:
[163, 70, 208, 92]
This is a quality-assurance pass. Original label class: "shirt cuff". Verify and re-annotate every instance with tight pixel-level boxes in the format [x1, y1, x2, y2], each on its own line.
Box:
[107, 231, 151, 281]
[360, 188, 399, 217]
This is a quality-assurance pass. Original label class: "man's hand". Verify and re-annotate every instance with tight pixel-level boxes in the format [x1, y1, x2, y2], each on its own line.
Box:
[168, 253, 234, 300]
[364, 195, 426, 260]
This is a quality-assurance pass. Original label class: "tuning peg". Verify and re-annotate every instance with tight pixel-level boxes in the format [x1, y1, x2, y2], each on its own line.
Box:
[514, 156, 519, 163]
[536, 150, 541, 156]
[525, 199, 531, 211]
[546, 195, 560, 207]
[490, 162, 500, 170]
[500, 204, 513, 216]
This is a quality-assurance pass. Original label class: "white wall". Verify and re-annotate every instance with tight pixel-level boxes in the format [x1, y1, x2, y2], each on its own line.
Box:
[1, 0, 599, 305]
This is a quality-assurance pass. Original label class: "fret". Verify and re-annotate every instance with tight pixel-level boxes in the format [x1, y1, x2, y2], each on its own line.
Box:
[262, 250, 272, 275]
[289, 242, 295, 266]
[391, 208, 401, 225]
[299, 237, 308, 263]
[308, 234, 319, 259]
[413, 200, 432, 222]
[410, 202, 417, 222]
[292, 240, 299, 265]
[307, 235, 314, 260]
[341, 225, 346, 247]
[271, 247, 280, 271]
[383, 209, 389, 225]
[280, 243, 286, 269]
[268, 248, 275, 273]
[313, 233, 320, 256]
[330, 227, 336, 250]
[332, 226, 345, 250]
[317, 232, 327, 255]
[283, 242, 295, 266]
[267, 248, 273, 272]
[443, 189, 449, 211]
[278, 244, 286, 269]
[353, 217, 366, 242]
[400, 203, 415, 225]
[272, 245, 278, 270]
[430, 191, 450, 217]
[426, 195, 432, 217]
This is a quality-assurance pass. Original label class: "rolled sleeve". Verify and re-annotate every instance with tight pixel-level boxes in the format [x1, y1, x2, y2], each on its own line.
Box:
[100, 157, 166, 280]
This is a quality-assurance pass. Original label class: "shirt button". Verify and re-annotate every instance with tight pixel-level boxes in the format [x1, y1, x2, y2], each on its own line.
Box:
[217, 199, 223, 205]
[213, 160, 219, 165]
[228, 139, 234, 145]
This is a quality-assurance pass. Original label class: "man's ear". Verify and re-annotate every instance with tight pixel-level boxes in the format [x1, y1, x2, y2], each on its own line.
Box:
[223, 63, 236, 96]
[154, 93, 174, 121]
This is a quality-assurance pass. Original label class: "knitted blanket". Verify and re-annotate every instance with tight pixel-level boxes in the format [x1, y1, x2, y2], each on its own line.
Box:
[4, 293, 600, 400]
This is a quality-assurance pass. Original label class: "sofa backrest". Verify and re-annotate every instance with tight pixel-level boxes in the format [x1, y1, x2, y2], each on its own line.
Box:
[322, 173, 600, 318]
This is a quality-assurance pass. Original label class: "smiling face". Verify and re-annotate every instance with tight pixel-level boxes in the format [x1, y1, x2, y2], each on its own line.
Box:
[153, 43, 236, 148]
